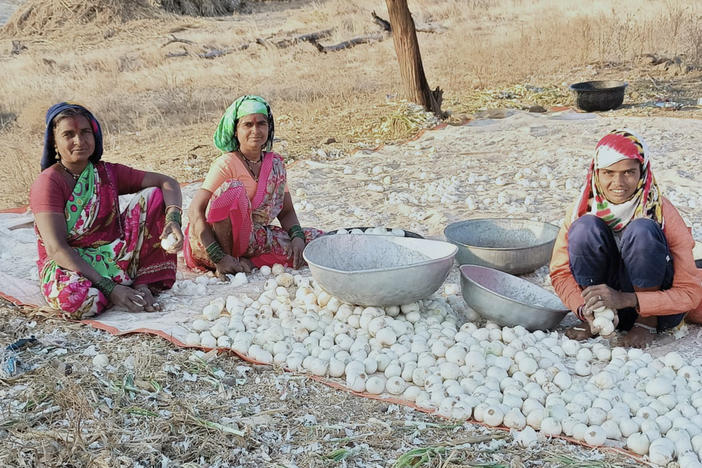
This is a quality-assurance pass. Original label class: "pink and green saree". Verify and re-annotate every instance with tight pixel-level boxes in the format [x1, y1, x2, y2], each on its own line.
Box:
[37, 162, 176, 319]
[184, 152, 323, 270]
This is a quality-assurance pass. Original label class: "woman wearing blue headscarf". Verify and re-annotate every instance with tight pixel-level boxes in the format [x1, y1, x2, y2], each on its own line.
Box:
[185, 95, 322, 276]
[30, 102, 184, 318]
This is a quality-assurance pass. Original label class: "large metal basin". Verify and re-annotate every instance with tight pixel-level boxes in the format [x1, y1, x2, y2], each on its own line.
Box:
[460, 265, 568, 331]
[444, 218, 559, 275]
[303, 235, 457, 306]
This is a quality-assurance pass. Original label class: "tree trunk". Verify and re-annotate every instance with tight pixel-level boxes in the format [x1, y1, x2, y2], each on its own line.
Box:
[385, 0, 443, 116]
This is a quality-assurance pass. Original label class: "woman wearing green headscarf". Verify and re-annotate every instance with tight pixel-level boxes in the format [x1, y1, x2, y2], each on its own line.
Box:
[185, 95, 323, 276]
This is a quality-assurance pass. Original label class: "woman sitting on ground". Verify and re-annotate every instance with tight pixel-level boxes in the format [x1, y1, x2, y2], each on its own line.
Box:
[185, 95, 322, 277]
[30, 102, 184, 319]
[550, 129, 702, 348]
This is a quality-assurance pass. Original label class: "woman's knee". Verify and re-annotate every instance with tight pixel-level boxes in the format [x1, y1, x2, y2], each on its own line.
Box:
[621, 218, 665, 250]
[133, 186, 165, 214]
[620, 219, 672, 289]
[568, 215, 611, 255]
[620, 219, 669, 270]
[212, 218, 233, 237]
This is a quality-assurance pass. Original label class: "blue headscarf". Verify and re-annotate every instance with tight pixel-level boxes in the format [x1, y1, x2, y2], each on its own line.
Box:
[41, 102, 103, 171]
[213, 95, 274, 153]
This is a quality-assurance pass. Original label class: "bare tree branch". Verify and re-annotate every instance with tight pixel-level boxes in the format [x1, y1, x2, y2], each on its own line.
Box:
[372, 10, 391, 31]
[311, 33, 386, 53]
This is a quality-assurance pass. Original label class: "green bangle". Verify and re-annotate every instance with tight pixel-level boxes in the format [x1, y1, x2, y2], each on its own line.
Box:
[288, 225, 305, 240]
[165, 211, 182, 226]
[94, 277, 117, 297]
[206, 241, 226, 264]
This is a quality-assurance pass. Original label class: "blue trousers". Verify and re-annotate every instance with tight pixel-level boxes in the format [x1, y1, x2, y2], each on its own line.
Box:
[567, 215, 683, 331]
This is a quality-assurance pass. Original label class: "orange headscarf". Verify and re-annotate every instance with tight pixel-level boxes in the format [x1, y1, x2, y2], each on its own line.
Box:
[572, 129, 663, 232]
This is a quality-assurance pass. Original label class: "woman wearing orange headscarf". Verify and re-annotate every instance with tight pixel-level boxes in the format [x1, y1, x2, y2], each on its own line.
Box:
[550, 130, 702, 347]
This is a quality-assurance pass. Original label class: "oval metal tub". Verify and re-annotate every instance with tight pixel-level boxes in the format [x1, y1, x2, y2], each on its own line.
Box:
[460, 264, 568, 331]
[444, 218, 559, 275]
[303, 235, 457, 306]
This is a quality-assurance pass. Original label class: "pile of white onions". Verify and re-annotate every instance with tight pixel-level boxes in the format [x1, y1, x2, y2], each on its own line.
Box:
[334, 226, 405, 237]
[185, 264, 702, 467]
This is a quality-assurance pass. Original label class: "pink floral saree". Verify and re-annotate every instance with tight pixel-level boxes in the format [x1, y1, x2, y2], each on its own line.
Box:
[37, 162, 176, 319]
[184, 152, 323, 270]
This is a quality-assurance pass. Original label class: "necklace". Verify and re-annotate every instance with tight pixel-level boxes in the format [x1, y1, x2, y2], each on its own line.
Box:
[240, 152, 263, 181]
[58, 160, 81, 181]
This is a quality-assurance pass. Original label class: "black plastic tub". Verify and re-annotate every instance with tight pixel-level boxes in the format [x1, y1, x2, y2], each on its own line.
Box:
[569, 80, 627, 112]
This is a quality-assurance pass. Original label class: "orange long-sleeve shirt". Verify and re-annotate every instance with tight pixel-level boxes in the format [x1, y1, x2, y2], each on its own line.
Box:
[549, 197, 702, 323]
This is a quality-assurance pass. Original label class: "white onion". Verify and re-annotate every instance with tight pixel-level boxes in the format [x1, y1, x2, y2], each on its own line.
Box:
[648, 437, 675, 465]
[584, 425, 606, 446]
[514, 426, 538, 447]
[483, 406, 504, 427]
[184, 333, 200, 346]
[572, 422, 588, 441]
[504, 408, 527, 430]
[386, 376, 407, 395]
[540, 417, 562, 437]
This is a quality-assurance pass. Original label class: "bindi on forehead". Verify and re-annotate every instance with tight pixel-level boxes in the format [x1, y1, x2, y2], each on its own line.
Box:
[239, 114, 267, 124]
[55, 116, 91, 131]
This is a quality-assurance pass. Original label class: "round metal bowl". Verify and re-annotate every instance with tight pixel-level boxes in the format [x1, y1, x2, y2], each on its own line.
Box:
[303, 235, 457, 306]
[569, 80, 627, 112]
[324, 226, 424, 239]
[460, 265, 568, 331]
[444, 218, 559, 275]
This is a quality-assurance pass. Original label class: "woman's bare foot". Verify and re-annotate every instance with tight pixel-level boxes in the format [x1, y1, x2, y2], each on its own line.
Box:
[619, 325, 657, 348]
[134, 285, 161, 312]
[565, 324, 595, 340]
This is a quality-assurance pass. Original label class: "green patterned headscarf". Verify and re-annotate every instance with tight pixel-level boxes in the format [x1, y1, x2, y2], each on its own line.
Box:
[213, 95, 275, 153]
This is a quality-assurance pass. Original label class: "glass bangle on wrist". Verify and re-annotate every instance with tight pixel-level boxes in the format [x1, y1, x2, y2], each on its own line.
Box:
[287, 224, 305, 241]
[206, 241, 226, 264]
[575, 305, 586, 321]
[165, 210, 182, 226]
[95, 277, 117, 297]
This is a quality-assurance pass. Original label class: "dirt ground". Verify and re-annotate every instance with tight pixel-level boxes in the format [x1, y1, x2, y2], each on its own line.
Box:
[0, 0, 701, 467]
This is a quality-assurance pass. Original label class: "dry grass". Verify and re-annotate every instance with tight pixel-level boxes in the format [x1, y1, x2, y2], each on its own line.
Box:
[0, 305, 646, 467]
[0, 0, 700, 210]
[1, 0, 159, 37]
[156, 0, 243, 16]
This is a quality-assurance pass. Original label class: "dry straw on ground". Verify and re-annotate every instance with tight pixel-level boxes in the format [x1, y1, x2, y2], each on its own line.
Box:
[156, 0, 243, 16]
[0, 306, 648, 467]
[2, 0, 241, 36]
[1, 0, 159, 36]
